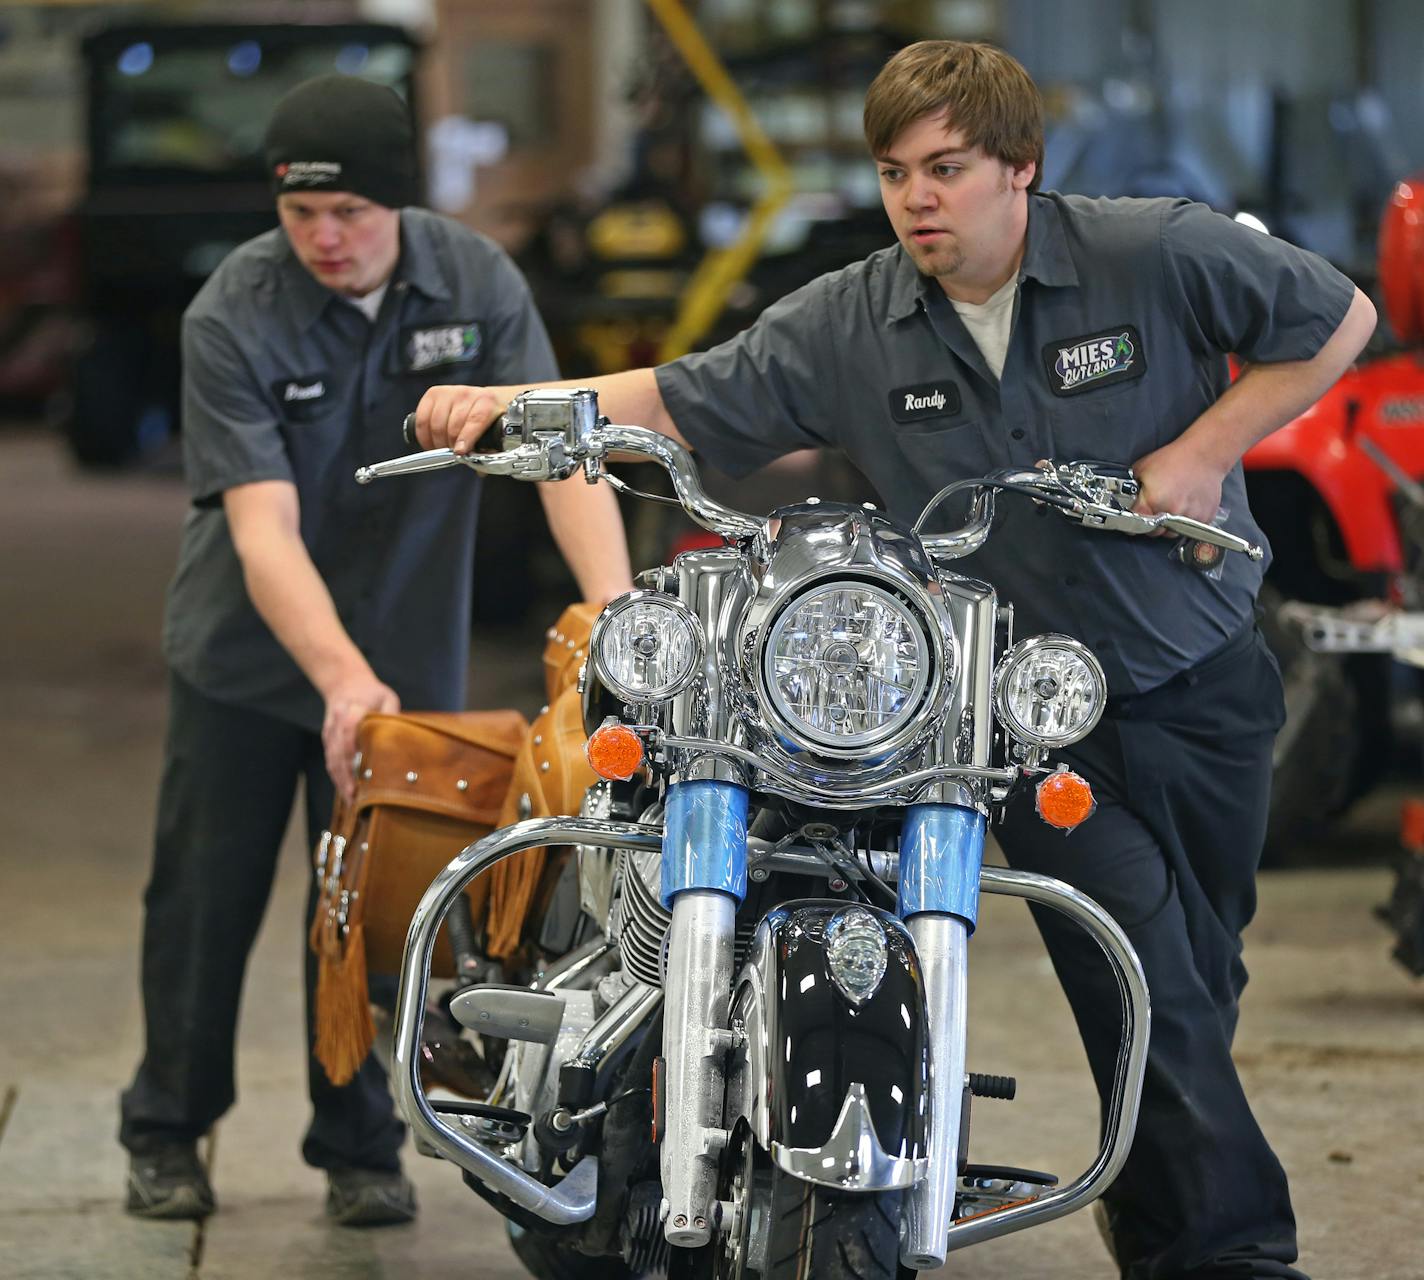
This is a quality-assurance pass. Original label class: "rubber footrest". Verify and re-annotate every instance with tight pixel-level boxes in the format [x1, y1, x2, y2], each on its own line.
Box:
[431, 1099, 531, 1125]
[967, 1072, 1016, 1100]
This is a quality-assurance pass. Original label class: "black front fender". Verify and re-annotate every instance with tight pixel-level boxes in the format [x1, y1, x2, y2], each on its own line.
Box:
[728, 900, 931, 1164]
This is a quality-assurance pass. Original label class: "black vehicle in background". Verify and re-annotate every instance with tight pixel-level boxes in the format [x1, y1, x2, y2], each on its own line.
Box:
[67, 22, 419, 467]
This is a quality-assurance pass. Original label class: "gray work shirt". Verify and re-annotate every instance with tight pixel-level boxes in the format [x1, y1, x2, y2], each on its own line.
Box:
[163, 207, 558, 730]
[656, 192, 1355, 695]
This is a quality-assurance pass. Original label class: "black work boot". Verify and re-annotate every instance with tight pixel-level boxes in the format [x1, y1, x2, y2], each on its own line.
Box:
[125, 1144, 215, 1220]
[325, 1166, 417, 1227]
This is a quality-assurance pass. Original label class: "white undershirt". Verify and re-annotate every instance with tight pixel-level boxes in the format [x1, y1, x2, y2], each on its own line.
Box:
[949, 273, 1018, 380]
[345, 281, 390, 323]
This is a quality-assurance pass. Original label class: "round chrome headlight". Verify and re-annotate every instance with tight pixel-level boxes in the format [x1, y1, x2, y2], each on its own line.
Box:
[992, 635, 1106, 748]
[589, 590, 704, 703]
[762, 581, 931, 752]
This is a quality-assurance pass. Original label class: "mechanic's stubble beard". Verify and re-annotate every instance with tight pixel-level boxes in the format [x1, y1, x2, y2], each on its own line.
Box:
[912, 236, 965, 280]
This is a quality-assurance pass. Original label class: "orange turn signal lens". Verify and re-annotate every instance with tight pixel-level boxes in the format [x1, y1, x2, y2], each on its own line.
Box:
[1401, 798, 1424, 852]
[1036, 768, 1096, 830]
[586, 723, 645, 781]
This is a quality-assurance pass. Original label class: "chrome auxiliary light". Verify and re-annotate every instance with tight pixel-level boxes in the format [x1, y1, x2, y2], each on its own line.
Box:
[992, 635, 1106, 748]
[590, 589, 705, 703]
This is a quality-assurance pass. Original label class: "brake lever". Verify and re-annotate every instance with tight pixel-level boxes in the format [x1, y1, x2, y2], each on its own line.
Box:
[355, 435, 578, 485]
[355, 447, 474, 484]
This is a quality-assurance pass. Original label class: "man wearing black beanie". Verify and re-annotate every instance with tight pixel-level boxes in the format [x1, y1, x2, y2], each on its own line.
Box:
[118, 74, 630, 1227]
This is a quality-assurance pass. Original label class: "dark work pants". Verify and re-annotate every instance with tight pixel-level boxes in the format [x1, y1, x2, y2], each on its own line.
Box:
[997, 625, 1307, 1280]
[119, 674, 404, 1172]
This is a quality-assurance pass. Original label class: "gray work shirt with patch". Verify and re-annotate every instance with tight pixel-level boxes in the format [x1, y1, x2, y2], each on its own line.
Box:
[163, 207, 558, 730]
[656, 192, 1355, 695]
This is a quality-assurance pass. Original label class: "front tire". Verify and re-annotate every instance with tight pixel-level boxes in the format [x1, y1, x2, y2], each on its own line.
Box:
[760, 1173, 902, 1280]
[672, 1136, 904, 1280]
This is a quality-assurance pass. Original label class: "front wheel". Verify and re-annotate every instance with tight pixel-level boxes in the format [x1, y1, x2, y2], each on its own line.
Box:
[672, 1134, 905, 1280]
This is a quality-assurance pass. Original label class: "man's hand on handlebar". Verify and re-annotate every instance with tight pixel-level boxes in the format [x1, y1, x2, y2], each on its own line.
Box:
[413, 385, 514, 455]
[1130, 440, 1227, 530]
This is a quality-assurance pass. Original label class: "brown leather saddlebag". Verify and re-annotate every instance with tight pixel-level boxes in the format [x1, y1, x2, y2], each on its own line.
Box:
[310, 708, 527, 1084]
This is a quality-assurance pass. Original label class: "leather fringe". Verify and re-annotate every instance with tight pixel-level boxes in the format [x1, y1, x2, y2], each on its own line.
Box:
[314, 925, 375, 1087]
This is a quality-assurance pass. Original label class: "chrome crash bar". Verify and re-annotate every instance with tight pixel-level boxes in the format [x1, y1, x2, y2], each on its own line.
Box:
[394, 822, 1149, 1249]
[393, 817, 664, 1225]
[942, 865, 1151, 1252]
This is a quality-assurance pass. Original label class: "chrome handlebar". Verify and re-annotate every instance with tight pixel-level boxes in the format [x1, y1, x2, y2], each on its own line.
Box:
[919, 461, 1264, 562]
[361, 394, 1261, 562]
[362, 394, 766, 544]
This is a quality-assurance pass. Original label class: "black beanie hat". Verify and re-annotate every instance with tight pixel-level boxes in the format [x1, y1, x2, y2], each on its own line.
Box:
[264, 74, 418, 209]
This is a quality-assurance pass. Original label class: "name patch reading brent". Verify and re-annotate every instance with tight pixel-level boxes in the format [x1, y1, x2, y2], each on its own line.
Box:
[1042, 325, 1146, 397]
[272, 373, 329, 413]
[889, 381, 962, 423]
[404, 322, 483, 373]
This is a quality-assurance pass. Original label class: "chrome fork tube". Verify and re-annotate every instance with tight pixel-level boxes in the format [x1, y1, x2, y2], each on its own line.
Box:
[896, 802, 986, 1272]
[658, 778, 749, 1249]
[902, 913, 969, 1270]
[661, 889, 737, 1247]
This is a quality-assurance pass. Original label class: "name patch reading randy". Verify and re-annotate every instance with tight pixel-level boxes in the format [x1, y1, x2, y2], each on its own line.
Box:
[403, 323, 483, 373]
[1042, 325, 1146, 397]
[889, 380, 962, 423]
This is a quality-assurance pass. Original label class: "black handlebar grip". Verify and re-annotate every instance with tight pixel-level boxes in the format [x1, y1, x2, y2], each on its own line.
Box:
[402, 413, 419, 448]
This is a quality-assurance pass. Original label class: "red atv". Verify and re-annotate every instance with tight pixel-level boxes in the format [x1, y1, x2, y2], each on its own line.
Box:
[1243, 175, 1424, 863]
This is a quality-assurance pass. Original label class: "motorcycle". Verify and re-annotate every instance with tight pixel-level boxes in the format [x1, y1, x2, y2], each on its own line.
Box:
[355, 389, 1262, 1277]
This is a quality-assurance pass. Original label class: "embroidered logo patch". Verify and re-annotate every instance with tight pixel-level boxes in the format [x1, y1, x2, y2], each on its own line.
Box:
[274, 160, 342, 189]
[1043, 326, 1146, 397]
[889, 381, 962, 424]
[403, 323, 483, 373]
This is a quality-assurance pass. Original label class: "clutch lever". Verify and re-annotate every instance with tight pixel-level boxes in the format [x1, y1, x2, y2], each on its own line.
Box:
[1069, 500, 1264, 560]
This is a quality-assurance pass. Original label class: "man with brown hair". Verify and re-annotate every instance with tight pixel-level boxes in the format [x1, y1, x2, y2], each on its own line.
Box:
[413, 40, 1374, 1278]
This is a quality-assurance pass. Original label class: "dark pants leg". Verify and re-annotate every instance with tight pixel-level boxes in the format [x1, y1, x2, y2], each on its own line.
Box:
[996, 629, 1306, 1279]
[119, 675, 403, 1171]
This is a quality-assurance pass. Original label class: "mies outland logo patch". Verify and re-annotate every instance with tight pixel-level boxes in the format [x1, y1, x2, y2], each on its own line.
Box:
[1043, 325, 1146, 396]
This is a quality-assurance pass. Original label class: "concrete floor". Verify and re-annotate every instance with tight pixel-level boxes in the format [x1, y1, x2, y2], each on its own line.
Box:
[1, 427, 1421, 1279]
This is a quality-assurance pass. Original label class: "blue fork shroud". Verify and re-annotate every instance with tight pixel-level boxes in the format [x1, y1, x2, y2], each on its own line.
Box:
[899, 803, 987, 926]
[659, 780, 984, 926]
[660, 780, 749, 909]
